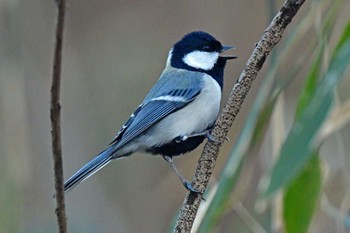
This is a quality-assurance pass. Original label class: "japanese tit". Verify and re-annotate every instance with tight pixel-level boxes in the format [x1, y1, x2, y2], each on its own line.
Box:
[64, 31, 236, 193]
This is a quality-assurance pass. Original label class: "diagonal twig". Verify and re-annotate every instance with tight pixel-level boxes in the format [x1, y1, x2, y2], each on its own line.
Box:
[50, 0, 67, 232]
[173, 0, 307, 232]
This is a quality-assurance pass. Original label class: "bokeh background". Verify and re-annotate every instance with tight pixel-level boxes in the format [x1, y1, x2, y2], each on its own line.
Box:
[1, 0, 349, 232]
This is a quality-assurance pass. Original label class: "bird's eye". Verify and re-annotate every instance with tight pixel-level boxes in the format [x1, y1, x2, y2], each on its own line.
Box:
[202, 46, 211, 52]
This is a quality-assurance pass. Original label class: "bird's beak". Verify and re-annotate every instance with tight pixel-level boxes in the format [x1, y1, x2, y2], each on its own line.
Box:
[221, 45, 235, 52]
[220, 45, 237, 60]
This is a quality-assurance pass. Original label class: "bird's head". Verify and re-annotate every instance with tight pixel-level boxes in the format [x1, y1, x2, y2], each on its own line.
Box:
[168, 31, 237, 72]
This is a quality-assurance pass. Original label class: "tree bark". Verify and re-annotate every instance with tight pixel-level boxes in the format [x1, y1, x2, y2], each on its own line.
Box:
[50, 0, 67, 232]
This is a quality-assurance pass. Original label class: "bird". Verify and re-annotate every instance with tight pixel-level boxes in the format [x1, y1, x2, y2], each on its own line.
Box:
[64, 31, 236, 194]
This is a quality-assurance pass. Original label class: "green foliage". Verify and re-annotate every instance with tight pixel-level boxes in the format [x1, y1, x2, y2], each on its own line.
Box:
[265, 20, 350, 196]
[283, 154, 321, 233]
[280, 19, 350, 233]
[277, 22, 326, 233]
[185, 2, 350, 233]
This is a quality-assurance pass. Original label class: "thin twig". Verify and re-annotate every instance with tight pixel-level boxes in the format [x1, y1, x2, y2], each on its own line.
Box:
[173, 0, 306, 232]
[50, 0, 67, 232]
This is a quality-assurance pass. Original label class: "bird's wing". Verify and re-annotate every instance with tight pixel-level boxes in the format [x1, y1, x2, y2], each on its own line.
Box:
[65, 91, 200, 192]
[109, 69, 204, 150]
[110, 87, 201, 150]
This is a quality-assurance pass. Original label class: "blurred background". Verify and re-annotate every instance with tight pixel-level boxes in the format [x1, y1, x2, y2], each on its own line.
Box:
[0, 0, 349, 232]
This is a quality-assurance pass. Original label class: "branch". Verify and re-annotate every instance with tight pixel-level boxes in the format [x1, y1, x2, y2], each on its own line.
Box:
[50, 0, 67, 232]
[173, 0, 306, 232]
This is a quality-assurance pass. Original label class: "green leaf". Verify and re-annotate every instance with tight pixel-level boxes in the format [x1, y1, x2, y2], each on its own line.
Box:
[333, 20, 350, 55]
[264, 21, 350, 196]
[264, 93, 331, 196]
[294, 46, 323, 118]
[278, 46, 325, 233]
[270, 19, 350, 233]
[279, 15, 332, 233]
[283, 153, 322, 233]
[195, 5, 339, 232]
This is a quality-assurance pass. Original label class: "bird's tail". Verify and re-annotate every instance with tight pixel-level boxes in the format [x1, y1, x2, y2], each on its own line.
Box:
[64, 146, 115, 193]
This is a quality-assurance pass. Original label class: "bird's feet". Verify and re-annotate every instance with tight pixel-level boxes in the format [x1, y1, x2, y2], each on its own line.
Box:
[183, 181, 201, 193]
[205, 133, 219, 143]
[183, 181, 206, 201]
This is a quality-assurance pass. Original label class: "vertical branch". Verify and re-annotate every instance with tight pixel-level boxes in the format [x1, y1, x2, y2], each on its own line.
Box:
[173, 0, 306, 232]
[50, 0, 67, 232]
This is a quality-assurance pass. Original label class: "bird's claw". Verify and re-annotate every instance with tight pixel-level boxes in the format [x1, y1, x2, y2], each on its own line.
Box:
[183, 181, 206, 201]
[183, 181, 200, 193]
[206, 133, 219, 143]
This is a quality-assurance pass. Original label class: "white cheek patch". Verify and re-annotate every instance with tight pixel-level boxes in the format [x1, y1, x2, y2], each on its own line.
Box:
[182, 51, 219, 70]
